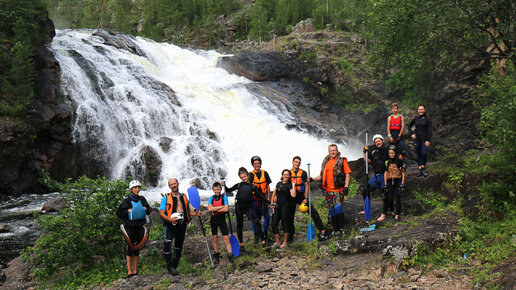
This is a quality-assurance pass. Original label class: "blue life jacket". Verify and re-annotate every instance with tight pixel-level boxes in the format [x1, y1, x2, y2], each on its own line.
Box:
[129, 199, 146, 220]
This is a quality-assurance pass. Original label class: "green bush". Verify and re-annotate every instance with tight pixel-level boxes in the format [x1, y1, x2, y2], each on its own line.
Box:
[22, 176, 130, 280]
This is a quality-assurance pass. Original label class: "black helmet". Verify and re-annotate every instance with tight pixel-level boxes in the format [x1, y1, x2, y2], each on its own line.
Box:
[388, 145, 397, 151]
[251, 156, 262, 165]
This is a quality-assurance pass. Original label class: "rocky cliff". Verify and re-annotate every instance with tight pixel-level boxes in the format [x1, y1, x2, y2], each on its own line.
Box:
[0, 18, 75, 198]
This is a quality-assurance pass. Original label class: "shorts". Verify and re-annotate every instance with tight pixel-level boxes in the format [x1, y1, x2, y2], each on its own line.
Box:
[210, 214, 229, 236]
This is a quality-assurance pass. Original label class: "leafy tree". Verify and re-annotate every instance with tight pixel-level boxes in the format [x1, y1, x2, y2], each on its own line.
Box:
[472, 60, 516, 217]
[365, 0, 515, 103]
[0, 0, 49, 118]
[22, 176, 130, 279]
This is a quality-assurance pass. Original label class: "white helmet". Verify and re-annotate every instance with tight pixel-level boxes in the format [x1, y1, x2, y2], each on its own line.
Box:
[372, 134, 384, 142]
[129, 180, 142, 190]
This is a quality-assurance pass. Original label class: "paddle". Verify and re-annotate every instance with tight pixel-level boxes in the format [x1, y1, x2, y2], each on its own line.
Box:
[364, 132, 371, 221]
[306, 163, 315, 242]
[222, 178, 240, 257]
[187, 186, 215, 268]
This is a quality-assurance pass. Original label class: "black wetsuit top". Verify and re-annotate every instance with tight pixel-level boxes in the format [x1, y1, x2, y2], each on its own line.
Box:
[275, 182, 295, 206]
[368, 145, 389, 174]
[117, 194, 151, 227]
[408, 114, 432, 141]
[225, 182, 269, 204]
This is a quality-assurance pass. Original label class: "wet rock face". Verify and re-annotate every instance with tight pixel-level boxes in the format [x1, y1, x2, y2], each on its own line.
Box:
[217, 51, 292, 81]
[0, 17, 76, 195]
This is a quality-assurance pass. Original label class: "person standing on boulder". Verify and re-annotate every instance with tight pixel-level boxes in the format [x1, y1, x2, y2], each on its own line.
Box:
[360, 135, 389, 221]
[117, 180, 151, 278]
[387, 103, 406, 159]
[408, 104, 432, 177]
[248, 156, 272, 244]
[289, 156, 328, 241]
[312, 144, 351, 236]
[159, 178, 201, 276]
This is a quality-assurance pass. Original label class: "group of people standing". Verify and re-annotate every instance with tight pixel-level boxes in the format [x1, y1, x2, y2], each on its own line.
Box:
[116, 103, 432, 277]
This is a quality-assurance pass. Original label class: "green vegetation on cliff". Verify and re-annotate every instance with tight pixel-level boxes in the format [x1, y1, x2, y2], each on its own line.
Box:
[0, 0, 49, 119]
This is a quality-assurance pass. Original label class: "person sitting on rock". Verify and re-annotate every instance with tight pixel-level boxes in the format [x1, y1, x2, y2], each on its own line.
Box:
[208, 182, 233, 264]
[382, 145, 406, 221]
[117, 180, 150, 278]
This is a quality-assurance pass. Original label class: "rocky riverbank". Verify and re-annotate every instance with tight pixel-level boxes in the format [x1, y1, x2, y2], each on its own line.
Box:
[3, 168, 512, 289]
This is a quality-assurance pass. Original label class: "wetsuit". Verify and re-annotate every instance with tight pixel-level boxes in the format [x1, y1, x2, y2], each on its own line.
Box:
[289, 169, 325, 234]
[208, 194, 229, 236]
[160, 193, 191, 270]
[364, 145, 389, 198]
[117, 194, 150, 257]
[384, 158, 405, 215]
[225, 182, 270, 244]
[271, 182, 296, 235]
[408, 114, 432, 167]
[249, 170, 272, 238]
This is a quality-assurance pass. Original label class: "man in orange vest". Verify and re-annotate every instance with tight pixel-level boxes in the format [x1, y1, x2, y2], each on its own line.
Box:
[312, 144, 352, 235]
[290, 156, 329, 241]
[248, 156, 272, 244]
[159, 178, 201, 276]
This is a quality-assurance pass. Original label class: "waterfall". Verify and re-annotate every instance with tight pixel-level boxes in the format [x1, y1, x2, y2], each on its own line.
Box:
[51, 29, 358, 202]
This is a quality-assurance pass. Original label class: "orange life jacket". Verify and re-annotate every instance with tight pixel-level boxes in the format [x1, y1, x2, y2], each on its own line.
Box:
[250, 170, 268, 197]
[165, 192, 190, 223]
[290, 169, 305, 193]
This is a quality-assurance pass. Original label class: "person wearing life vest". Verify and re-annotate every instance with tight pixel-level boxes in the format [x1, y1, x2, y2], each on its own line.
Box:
[408, 104, 433, 177]
[387, 103, 406, 158]
[116, 180, 150, 278]
[383, 145, 406, 221]
[312, 144, 352, 235]
[289, 156, 328, 241]
[159, 178, 201, 276]
[248, 156, 272, 244]
[223, 167, 270, 251]
[207, 182, 233, 264]
[360, 134, 389, 220]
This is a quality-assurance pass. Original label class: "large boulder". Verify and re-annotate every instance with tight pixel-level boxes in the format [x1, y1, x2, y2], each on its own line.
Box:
[41, 197, 67, 213]
[217, 51, 292, 81]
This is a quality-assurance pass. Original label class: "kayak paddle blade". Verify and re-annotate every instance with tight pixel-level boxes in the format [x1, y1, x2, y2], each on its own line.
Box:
[307, 221, 315, 242]
[187, 186, 201, 210]
[230, 234, 240, 257]
[364, 196, 371, 221]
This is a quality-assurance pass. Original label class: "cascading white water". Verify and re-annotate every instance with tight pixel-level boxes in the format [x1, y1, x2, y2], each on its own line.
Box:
[51, 29, 359, 203]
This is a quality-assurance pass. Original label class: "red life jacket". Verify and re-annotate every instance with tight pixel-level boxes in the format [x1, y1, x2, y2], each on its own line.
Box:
[211, 195, 226, 215]
[389, 115, 402, 131]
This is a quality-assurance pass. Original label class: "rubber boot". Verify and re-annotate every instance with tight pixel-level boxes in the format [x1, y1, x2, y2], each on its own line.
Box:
[167, 247, 181, 276]
[421, 169, 429, 177]
[253, 233, 259, 244]
[213, 252, 220, 265]
[418, 169, 424, 177]
[228, 252, 234, 263]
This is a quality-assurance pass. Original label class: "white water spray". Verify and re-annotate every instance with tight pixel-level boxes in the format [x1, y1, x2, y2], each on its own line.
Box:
[51, 30, 359, 202]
